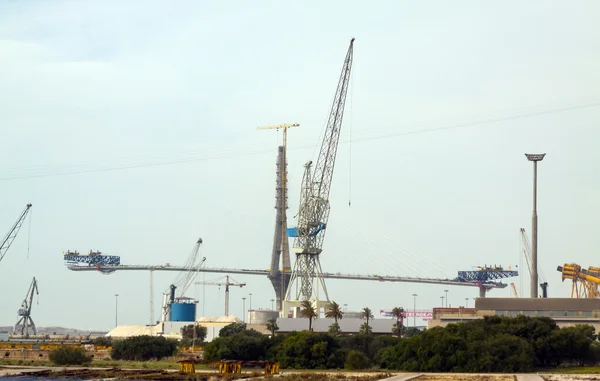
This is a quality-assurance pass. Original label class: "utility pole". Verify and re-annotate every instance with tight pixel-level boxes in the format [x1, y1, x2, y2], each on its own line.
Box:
[114, 294, 119, 327]
[249, 293, 253, 324]
[412, 294, 417, 328]
[242, 297, 246, 322]
[525, 153, 545, 298]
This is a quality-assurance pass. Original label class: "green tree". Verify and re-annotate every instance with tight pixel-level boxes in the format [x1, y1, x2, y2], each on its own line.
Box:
[49, 347, 92, 366]
[328, 322, 341, 336]
[181, 324, 208, 342]
[345, 349, 371, 370]
[111, 336, 178, 361]
[390, 307, 405, 337]
[300, 300, 317, 331]
[92, 336, 112, 347]
[266, 318, 279, 335]
[360, 307, 374, 334]
[219, 322, 247, 337]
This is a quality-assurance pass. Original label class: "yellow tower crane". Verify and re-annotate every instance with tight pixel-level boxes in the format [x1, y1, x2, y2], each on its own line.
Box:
[257, 123, 299, 311]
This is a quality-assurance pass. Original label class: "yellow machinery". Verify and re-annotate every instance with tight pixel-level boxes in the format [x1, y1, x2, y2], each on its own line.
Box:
[558, 263, 600, 298]
[178, 359, 280, 375]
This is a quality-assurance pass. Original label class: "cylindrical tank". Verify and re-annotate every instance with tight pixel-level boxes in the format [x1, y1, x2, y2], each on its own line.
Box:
[171, 302, 196, 322]
[247, 309, 279, 324]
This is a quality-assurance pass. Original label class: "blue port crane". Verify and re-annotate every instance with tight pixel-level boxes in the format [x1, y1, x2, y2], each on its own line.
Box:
[456, 265, 518, 297]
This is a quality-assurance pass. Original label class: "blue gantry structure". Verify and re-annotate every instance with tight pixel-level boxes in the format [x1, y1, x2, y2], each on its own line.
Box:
[456, 265, 518, 297]
[63, 250, 121, 267]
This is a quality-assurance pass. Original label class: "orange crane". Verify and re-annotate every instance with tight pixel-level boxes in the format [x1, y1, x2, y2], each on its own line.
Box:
[196, 275, 246, 316]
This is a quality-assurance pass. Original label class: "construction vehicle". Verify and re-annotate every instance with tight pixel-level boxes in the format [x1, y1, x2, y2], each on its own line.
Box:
[14, 277, 39, 336]
[0, 203, 32, 265]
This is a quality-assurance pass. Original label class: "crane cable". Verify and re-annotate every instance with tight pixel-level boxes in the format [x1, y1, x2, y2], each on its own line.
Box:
[27, 209, 32, 260]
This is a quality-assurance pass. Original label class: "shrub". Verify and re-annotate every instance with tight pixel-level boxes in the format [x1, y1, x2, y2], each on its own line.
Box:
[345, 350, 371, 370]
[49, 347, 92, 366]
[111, 335, 178, 361]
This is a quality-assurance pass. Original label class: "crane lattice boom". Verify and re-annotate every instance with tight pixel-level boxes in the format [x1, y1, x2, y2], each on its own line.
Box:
[0, 203, 32, 264]
[285, 38, 355, 306]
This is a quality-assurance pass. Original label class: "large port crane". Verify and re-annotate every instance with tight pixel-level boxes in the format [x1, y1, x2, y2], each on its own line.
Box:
[14, 277, 39, 336]
[0, 203, 32, 265]
[284, 38, 355, 316]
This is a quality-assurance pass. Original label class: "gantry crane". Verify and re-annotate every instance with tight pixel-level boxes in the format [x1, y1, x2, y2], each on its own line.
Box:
[14, 277, 39, 336]
[196, 275, 246, 316]
[285, 38, 355, 316]
[0, 203, 32, 265]
[257, 123, 300, 311]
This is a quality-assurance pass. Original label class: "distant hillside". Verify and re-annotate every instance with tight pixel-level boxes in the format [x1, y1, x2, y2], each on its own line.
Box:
[0, 326, 107, 335]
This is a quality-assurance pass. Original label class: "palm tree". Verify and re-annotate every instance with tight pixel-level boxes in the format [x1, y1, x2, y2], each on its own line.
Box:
[300, 300, 317, 331]
[391, 307, 405, 337]
[325, 301, 344, 324]
[360, 307, 374, 334]
[325, 301, 344, 336]
[266, 317, 279, 336]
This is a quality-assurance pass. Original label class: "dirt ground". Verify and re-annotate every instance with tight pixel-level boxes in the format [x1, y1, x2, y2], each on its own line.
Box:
[414, 375, 516, 381]
[543, 375, 600, 381]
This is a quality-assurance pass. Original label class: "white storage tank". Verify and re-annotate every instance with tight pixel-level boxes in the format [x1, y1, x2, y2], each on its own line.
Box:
[247, 309, 279, 324]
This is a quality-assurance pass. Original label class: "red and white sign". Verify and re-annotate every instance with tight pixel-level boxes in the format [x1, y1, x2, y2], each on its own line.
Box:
[380, 309, 433, 318]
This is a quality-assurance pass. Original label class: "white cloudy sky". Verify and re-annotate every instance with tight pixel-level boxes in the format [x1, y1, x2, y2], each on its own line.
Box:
[1, 0, 599, 331]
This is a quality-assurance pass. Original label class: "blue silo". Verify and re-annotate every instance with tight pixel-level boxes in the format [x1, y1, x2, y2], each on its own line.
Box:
[171, 299, 197, 322]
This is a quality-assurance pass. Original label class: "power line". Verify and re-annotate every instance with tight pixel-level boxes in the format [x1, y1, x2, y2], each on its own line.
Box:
[1, 100, 599, 181]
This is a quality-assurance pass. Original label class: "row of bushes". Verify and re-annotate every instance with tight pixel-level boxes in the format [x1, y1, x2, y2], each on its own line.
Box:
[204, 317, 600, 372]
[49, 316, 600, 371]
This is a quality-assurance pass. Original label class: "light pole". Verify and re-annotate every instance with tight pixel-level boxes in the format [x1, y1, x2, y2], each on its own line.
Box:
[465, 297, 469, 308]
[242, 297, 246, 322]
[412, 294, 417, 328]
[271, 299, 275, 311]
[440, 296, 445, 307]
[249, 293, 253, 324]
[525, 153, 546, 298]
[444, 289, 449, 308]
[114, 294, 119, 327]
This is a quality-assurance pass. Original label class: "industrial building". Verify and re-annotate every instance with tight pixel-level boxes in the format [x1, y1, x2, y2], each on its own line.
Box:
[427, 297, 600, 330]
[275, 318, 396, 335]
[106, 315, 244, 342]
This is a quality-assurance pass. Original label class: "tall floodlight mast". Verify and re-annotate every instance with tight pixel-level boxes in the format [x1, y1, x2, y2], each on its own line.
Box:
[284, 38, 355, 317]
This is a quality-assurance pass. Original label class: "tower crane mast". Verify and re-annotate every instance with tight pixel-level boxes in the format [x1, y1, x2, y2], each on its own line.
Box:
[196, 275, 246, 316]
[0, 204, 32, 264]
[285, 38, 355, 315]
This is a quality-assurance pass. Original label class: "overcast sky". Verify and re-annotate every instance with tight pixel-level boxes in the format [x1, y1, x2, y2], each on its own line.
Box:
[1, 0, 599, 331]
